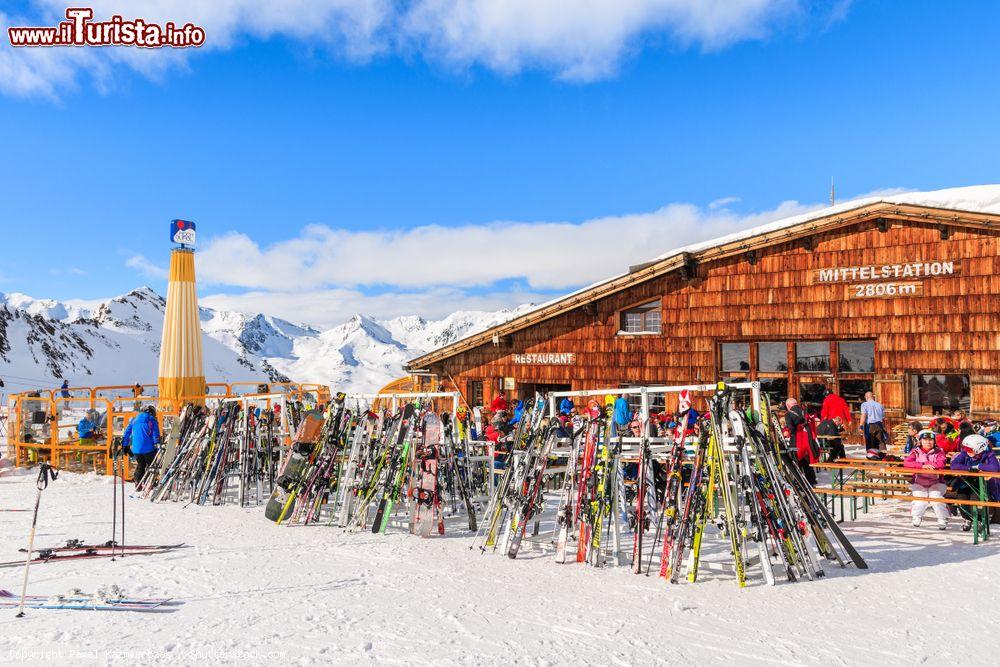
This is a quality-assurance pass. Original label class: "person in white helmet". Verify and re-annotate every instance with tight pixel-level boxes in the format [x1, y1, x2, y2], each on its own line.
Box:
[902, 429, 950, 529]
[948, 433, 1000, 529]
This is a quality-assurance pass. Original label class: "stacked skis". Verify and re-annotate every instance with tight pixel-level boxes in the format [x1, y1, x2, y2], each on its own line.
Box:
[639, 386, 867, 586]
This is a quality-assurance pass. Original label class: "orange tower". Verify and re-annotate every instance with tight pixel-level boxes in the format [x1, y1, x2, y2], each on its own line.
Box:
[158, 221, 205, 404]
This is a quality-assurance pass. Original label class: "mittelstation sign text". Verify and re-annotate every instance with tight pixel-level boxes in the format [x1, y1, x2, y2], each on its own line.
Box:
[814, 261, 959, 284]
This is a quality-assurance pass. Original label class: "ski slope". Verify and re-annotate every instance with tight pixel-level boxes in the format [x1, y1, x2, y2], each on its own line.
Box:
[1, 470, 999, 665]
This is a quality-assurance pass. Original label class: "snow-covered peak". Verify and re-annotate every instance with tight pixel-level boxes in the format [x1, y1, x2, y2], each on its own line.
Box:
[0, 286, 528, 393]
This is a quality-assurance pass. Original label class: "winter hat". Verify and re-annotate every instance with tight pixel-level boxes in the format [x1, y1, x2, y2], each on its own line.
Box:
[917, 429, 935, 442]
[962, 434, 989, 457]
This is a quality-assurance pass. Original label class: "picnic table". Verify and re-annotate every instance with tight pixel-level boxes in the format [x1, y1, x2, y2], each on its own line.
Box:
[813, 459, 1000, 544]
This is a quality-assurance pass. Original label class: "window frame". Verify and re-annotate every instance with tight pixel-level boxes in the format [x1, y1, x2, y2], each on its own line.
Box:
[908, 373, 971, 416]
[616, 298, 664, 336]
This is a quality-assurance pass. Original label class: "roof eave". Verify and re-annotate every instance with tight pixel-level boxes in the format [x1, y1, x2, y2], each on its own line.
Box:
[405, 202, 999, 370]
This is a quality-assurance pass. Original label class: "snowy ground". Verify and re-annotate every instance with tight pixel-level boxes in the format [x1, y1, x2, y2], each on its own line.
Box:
[2, 470, 1000, 666]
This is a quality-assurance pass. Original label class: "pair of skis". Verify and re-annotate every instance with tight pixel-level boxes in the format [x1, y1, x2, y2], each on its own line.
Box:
[1, 542, 188, 569]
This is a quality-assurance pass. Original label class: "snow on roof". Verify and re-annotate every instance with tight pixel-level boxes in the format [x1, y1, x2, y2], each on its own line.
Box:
[410, 185, 1000, 366]
[532, 184, 1000, 315]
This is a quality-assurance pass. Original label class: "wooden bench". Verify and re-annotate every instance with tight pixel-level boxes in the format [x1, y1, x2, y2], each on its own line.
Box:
[814, 460, 1000, 544]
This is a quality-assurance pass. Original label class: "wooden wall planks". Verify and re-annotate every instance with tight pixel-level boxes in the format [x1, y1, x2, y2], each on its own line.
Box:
[432, 219, 1000, 417]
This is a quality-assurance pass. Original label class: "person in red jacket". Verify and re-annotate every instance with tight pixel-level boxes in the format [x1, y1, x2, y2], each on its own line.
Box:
[820, 387, 852, 426]
[784, 398, 820, 485]
[933, 417, 959, 455]
[490, 392, 509, 414]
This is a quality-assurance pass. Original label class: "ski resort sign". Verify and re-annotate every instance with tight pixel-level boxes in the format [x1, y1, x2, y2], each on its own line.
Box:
[170, 219, 197, 247]
[811, 261, 959, 299]
[513, 353, 576, 365]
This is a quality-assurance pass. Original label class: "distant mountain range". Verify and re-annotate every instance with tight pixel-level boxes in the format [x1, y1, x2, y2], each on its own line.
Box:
[0, 287, 532, 394]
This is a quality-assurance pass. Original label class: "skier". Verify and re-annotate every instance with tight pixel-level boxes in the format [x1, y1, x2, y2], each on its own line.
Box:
[122, 406, 161, 488]
[948, 434, 1000, 528]
[509, 400, 525, 426]
[816, 415, 845, 461]
[932, 417, 960, 454]
[858, 391, 887, 453]
[784, 398, 820, 485]
[60, 379, 71, 408]
[902, 429, 949, 529]
[820, 386, 851, 426]
[558, 396, 575, 416]
[490, 392, 508, 415]
[612, 394, 631, 436]
[76, 411, 97, 442]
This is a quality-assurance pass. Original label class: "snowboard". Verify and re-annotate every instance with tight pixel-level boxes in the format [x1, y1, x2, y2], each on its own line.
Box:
[264, 409, 325, 523]
[412, 413, 442, 537]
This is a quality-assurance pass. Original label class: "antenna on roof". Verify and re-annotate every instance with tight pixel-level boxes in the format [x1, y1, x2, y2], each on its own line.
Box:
[830, 179, 835, 206]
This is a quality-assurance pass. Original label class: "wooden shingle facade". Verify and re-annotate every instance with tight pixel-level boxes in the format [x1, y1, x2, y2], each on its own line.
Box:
[407, 201, 1000, 420]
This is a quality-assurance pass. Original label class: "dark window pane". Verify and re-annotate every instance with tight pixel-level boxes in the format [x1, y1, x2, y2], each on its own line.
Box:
[911, 375, 970, 416]
[839, 341, 875, 373]
[799, 382, 827, 415]
[839, 379, 873, 413]
[796, 342, 831, 372]
[623, 312, 642, 333]
[721, 343, 751, 372]
[758, 343, 789, 372]
[759, 378, 789, 407]
[468, 380, 483, 408]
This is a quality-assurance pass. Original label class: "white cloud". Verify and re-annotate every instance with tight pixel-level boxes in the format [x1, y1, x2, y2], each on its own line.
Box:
[403, 0, 798, 80]
[125, 254, 168, 280]
[201, 286, 548, 329]
[196, 197, 822, 293]
[1, 0, 830, 97]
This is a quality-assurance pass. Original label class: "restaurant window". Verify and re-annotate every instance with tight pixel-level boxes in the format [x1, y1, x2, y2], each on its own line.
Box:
[796, 342, 831, 373]
[759, 378, 789, 407]
[620, 301, 662, 334]
[839, 379, 873, 413]
[799, 382, 827, 414]
[758, 342, 789, 372]
[467, 380, 484, 408]
[721, 343, 751, 372]
[910, 374, 971, 415]
[839, 341, 875, 373]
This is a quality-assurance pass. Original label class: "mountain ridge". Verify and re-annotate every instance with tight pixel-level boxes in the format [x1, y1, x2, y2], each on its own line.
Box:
[0, 288, 531, 394]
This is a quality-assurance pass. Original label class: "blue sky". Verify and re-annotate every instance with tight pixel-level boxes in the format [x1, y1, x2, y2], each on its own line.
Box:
[1, 1, 998, 327]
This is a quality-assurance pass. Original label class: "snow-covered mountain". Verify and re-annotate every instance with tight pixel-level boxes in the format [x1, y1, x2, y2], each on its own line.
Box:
[0, 288, 530, 394]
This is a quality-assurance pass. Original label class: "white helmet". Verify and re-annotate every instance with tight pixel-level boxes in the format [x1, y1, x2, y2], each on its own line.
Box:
[962, 434, 989, 457]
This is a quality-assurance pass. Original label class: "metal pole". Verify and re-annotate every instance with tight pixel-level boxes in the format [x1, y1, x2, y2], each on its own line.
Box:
[16, 463, 57, 617]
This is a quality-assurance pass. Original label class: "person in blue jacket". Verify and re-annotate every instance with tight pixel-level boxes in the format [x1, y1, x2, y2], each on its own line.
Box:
[613, 394, 632, 436]
[122, 405, 160, 488]
[508, 400, 525, 426]
[558, 397, 575, 416]
[77, 413, 96, 441]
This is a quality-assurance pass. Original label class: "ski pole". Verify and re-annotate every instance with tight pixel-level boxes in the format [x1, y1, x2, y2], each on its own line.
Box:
[16, 463, 58, 618]
[111, 444, 118, 559]
[120, 449, 126, 557]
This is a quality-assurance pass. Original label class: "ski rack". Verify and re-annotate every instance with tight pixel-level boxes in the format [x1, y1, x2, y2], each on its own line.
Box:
[525, 381, 760, 566]
[547, 382, 761, 457]
[219, 393, 292, 506]
[340, 391, 490, 529]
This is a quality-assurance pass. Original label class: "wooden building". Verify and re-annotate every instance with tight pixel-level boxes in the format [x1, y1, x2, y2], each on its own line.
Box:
[406, 189, 1000, 420]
